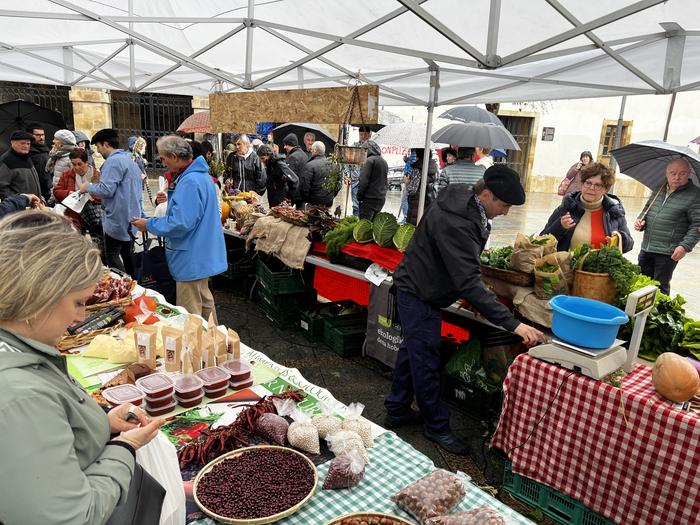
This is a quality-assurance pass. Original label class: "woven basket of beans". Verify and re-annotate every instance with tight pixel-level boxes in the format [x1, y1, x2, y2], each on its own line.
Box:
[193, 445, 318, 524]
[326, 513, 413, 525]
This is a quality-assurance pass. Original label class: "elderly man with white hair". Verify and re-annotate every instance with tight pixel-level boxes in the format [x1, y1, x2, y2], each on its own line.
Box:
[634, 157, 700, 295]
[299, 141, 336, 208]
[223, 134, 266, 195]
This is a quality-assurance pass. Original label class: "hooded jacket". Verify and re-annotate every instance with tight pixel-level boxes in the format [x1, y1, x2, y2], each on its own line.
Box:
[263, 153, 298, 207]
[357, 141, 389, 206]
[73, 131, 96, 167]
[540, 191, 634, 253]
[47, 144, 75, 187]
[406, 157, 439, 225]
[285, 146, 308, 180]
[147, 155, 227, 282]
[28, 140, 51, 199]
[0, 328, 134, 524]
[299, 153, 335, 207]
[224, 147, 266, 194]
[393, 184, 520, 332]
[0, 147, 42, 199]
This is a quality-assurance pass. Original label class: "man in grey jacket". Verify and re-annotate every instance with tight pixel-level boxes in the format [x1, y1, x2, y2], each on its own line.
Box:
[634, 158, 700, 295]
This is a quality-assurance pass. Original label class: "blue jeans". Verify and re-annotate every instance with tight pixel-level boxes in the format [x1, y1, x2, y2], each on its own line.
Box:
[385, 289, 450, 434]
[351, 178, 359, 216]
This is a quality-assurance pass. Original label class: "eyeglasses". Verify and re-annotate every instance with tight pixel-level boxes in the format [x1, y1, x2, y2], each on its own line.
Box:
[582, 181, 605, 190]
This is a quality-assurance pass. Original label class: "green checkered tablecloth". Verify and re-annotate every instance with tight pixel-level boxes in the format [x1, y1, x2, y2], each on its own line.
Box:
[191, 432, 533, 525]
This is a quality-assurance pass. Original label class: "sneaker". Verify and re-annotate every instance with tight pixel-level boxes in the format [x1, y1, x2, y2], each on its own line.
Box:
[383, 410, 423, 429]
[423, 429, 471, 455]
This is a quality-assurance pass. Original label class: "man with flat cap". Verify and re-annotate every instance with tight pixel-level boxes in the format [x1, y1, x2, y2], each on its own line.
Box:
[0, 130, 42, 200]
[384, 165, 543, 455]
[79, 128, 142, 275]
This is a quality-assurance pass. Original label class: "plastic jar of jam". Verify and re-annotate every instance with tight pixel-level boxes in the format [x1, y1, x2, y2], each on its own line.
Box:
[203, 384, 229, 399]
[102, 384, 145, 408]
[219, 359, 252, 383]
[195, 366, 230, 391]
[136, 373, 174, 399]
[144, 398, 177, 417]
[174, 374, 205, 400]
[175, 390, 204, 408]
[146, 391, 175, 409]
[229, 377, 254, 390]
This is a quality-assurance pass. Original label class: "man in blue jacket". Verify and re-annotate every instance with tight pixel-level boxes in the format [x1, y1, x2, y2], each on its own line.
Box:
[80, 128, 142, 275]
[131, 135, 226, 323]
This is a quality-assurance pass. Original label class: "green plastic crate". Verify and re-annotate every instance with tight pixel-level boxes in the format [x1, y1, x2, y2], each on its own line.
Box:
[221, 249, 257, 280]
[257, 287, 315, 312]
[299, 300, 365, 343]
[440, 373, 502, 419]
[256, 257, 306, 295]
[259, 301, 300, 328]
[323, 324, 366, 357]
[503, 461, 615, 525]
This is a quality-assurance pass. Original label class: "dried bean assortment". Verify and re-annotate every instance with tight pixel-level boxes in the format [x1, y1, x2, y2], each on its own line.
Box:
[424, 507, 506, 525]
[391, 469, 466, 524]
[312, 413, 342, 438]
[255, 413, 289, 445]
[326, 430, 369, 464]
[195, 448, 315, 520]
[287, 420, 320, 454]
[341, 417, 373, 448]
[329, 513, 412, 525]
[322, 449, 366, 490]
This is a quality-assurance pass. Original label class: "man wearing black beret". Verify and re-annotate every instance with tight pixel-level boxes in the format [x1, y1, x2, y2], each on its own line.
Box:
[0, 131, 43, 200]
[385, 164, 543, 455]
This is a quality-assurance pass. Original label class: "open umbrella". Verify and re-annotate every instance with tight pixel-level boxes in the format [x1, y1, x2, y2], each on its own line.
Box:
[611, 140, 700, 189]
[438, 105, 504, 126]
[371, 122, 430, 149]
[431, 122, 520, 150]
[177, 110, 212, 134]
[0, 99, 66, 152]
[691, 136, 700, 145]
[271, 122, 336, 152]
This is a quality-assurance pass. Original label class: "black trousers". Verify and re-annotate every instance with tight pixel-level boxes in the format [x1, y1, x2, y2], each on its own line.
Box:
[638, 250, 678, 296]
[358, 200, 384, 221]
[104, 233, 135, 277]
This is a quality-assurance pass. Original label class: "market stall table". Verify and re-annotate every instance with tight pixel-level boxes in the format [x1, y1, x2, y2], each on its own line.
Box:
[490, 354, 700, 525]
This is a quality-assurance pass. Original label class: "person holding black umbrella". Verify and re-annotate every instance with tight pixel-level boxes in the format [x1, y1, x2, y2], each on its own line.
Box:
[26, 123, 52, 200]
[634, 158, 700, 295]
[385, 166, 543, 455]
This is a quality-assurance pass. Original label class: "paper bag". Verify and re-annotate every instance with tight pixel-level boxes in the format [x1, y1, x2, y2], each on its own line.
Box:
[534, 252, 568, 299]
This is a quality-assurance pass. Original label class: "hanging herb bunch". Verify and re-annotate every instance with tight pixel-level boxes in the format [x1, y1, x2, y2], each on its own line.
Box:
[323, 152, 345, 195]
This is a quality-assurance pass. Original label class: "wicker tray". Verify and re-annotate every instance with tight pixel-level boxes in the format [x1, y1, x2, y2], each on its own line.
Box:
[57, 323, 123, 352]
[325, 513, 413, 525]
[480, 264, 534, 287]
[193, 445, 318, 525]
[86, 296, 133, 313]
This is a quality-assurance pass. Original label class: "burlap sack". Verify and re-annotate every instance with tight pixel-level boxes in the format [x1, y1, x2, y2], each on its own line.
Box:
[534, 252, 568, 299]
[510, 232, 543, 274]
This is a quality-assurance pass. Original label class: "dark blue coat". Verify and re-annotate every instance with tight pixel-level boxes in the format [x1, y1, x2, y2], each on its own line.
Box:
[540, 192, 634, 253]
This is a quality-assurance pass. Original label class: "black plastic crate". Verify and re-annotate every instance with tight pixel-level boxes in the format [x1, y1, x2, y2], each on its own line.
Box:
[259, 301, 301, 328]
[257, 286, 316, 312]
[256, 257, 306, 295]
[440, 373, 503, 419]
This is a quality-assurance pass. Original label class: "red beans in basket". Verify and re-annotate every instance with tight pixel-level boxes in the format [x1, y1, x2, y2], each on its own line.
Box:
[195, 448, 315, 519]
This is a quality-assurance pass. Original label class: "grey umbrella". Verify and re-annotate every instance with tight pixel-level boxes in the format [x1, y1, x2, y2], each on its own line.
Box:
[611, 140, 700, 189]
[431, 122, 520, 150]
[438, 105, 504, 126]
[371, 122, 429, 148]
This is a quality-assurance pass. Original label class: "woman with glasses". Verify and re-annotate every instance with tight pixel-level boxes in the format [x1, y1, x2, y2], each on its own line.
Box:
[541, 162, 634, 253]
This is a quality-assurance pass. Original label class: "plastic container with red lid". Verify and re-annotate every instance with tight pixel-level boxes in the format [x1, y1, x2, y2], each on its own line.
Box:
[203, 384, 228, 399]
[196, 367, 230, 391]
[229, 377, 254, 390]
[146, 391, 176, 409]
[219, 359, 252, 382]
[144, 398, 177, 416]
[136, 373, 174, 399]
[102, 384, 145, 408]
[175, 390, 204, 409]
[174, 374, 204, 399]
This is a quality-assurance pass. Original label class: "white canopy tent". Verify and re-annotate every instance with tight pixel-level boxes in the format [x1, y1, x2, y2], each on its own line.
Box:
[2, 0, 699, 217]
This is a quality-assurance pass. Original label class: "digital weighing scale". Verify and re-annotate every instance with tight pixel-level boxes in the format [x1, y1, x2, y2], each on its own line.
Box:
[528, 285, 658, 380]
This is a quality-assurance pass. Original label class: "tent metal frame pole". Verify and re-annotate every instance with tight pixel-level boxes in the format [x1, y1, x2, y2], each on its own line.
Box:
[0, 38, 128, 52]
[609, 95, 627, 171]
[70, 42, 129, 86]
[244, 0, 254, 88]
[128, 0, 135, 91]
[486, 0, 501, 63]
[70, 48, 129, 89]
[0, 58, 64, 84]
[417, 66, 439, 223]
[501, 0, 664, 66]
[663, 92, 677, 142]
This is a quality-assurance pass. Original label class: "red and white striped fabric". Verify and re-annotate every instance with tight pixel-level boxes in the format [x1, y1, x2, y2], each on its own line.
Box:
[491, 354, 700, 525]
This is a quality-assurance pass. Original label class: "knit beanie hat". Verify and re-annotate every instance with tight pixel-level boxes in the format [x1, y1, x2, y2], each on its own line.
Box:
[54, 129, 77, 146]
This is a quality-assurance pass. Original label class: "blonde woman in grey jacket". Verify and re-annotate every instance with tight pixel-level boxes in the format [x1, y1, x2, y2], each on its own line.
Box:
[0, 211, 164, 525]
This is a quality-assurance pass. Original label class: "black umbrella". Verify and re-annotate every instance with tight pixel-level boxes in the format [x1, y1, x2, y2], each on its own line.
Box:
[0, 100, 67, 152]
[271, 122, 337, 152]
[438, 105, 504, 126]
[611, 140, 700, 189]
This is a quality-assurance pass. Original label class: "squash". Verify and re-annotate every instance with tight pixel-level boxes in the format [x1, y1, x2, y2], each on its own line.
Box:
[221, 201, 231, 222]
[652, 352, 700, 402]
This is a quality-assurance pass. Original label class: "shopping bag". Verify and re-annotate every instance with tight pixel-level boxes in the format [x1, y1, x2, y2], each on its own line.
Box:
[105, 463, 165, 525]
[135, 432, 185, 525]
[557, 176, 572, 196]
[134, 233, 176, 304]
[364, 281, 402, 368]
[80, 200, 103, 231]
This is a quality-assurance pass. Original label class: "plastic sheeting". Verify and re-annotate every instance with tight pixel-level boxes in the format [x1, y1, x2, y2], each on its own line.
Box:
[0, 1, 698, 104]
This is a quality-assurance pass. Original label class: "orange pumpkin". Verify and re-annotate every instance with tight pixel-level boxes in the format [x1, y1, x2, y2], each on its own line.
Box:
[221, 202, 231, 222]
[652, 352, 700, 402]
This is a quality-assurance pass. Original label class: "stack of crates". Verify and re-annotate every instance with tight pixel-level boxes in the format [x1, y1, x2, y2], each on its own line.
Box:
[502, 461, 615, 525]
[322, 302, 367, 357]
[218, 242, 258, 295]
[255, 257, 314, 328]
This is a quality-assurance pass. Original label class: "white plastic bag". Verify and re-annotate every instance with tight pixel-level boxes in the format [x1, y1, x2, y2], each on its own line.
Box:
[341, 402, 373, 448]
[136, 431, 186, 525]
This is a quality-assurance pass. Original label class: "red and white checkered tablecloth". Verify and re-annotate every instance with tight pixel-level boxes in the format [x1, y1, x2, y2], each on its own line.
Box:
[490, 354, 700, 525]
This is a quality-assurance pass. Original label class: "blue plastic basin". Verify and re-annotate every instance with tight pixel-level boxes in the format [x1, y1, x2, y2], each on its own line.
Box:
[549, 295, 629, 349]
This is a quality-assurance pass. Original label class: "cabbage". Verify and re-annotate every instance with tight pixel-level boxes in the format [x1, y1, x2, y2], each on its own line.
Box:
[393, 224, 416, 252]
[353, 219, 374, 243]
[372, 212, 399, 247]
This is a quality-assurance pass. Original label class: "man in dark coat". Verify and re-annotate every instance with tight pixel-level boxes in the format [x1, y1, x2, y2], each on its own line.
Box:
[299, 141, 335, 208]
[356, 140, 388, 220]
[26, 123, 51, 200]
[224, 134, 266, 194]
[282, 133, 308, 179]
[0, 131, 42, 200]
[257, 144, 299, 207]
[385, 166, 543, 455]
